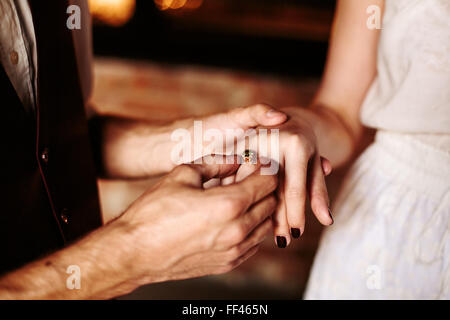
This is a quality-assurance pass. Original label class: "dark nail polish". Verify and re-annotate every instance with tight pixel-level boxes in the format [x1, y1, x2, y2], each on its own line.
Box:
[328, 208, 334, 225]
[291, 228, 301, 239]
[276, 236, 287, 248]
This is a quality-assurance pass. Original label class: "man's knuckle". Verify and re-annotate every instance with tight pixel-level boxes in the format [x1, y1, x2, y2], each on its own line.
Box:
[223, 196, 245, 216]
[230, 224, 247, 244]
[226, 246, 242, 261]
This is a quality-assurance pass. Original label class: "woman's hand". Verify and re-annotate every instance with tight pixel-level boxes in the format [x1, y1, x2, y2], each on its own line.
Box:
[231, 107, 334, 248]
[271, 108, 333, 248]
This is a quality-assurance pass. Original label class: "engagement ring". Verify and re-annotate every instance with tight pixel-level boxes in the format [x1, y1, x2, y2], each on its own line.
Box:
[243, 150, 257, 164]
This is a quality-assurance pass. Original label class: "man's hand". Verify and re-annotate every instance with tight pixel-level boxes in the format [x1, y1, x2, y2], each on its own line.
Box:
[0, 156, 277, 299]
[120, 155, 278, 284]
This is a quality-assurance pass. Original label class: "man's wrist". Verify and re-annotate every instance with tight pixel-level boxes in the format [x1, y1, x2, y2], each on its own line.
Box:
[62, 220, 138, 298]
[0, 218, 141, 299]
[109, 213, 169, 288]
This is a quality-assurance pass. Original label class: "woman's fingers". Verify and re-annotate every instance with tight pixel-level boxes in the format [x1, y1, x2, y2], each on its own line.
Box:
[273, 172, 291, 248]
[214, 142, 332, 249]
[284, 146, 309, 241]
[309, 154, 333, 225]
[232, 160, 289, 247]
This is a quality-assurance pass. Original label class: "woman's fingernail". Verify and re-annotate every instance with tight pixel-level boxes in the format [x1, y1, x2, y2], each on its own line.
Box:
[328, 208, 334, 225]
[276, 236, 287, 248]
[291, 228, 301, 239]
[266, 109, 283, 118]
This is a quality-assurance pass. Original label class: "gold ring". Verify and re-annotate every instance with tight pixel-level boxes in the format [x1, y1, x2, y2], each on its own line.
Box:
[242, 149, 257, 164]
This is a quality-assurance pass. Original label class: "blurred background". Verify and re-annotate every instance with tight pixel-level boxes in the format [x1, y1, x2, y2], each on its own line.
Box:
[88, 0, 347, 299]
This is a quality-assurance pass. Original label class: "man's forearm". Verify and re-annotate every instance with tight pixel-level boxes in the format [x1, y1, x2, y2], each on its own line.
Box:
[89, 116, 192, 179]
[0, 220, 140, 299]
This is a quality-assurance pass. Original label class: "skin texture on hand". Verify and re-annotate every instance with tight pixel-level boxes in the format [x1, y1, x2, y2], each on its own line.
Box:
[0, 156, 278, 299]
[119, 155, 278, 285]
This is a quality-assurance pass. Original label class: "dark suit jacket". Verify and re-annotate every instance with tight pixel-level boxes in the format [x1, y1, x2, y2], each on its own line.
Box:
[0, 0, 102, 275]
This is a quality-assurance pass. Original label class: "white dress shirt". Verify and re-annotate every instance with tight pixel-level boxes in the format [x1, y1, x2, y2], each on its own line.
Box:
[0, 0, 94, 114]
[0, 0, 37, 113]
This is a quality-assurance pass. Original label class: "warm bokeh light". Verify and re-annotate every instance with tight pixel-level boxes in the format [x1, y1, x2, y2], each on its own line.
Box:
[88, 0, 136, 26]
[154, 0, 203, 11]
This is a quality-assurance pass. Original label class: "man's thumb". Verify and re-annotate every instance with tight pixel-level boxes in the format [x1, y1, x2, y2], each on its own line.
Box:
[171, 155, 240, 187]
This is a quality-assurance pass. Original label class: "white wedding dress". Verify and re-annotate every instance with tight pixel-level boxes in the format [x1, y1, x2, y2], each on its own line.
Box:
[305, 0, 450, 299]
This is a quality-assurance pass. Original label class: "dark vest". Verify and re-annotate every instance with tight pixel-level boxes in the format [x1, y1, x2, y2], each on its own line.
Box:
[0, 0, 102, 275]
